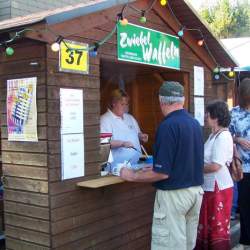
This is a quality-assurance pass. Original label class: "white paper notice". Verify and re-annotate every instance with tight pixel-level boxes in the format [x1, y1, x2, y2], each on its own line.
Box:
[194, 66, 204, 96]
[61, 133, 84, 180]
[194, 97, 204, 126]
[60, 88, 83, 134]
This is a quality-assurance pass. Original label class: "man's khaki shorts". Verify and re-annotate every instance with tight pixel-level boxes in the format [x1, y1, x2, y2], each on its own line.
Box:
[151, 186, 204, 250]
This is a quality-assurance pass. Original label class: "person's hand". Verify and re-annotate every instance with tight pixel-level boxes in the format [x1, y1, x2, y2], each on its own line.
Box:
[236, 137, 250, 150]
[142, 164, 153, 172]
[139, 133, 149, 143]
[120, 167, 135, 181]
[122, 141, 134, 148]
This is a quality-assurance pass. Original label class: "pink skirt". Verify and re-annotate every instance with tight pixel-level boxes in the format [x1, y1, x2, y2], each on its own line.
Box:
[195, 183, 233, 250]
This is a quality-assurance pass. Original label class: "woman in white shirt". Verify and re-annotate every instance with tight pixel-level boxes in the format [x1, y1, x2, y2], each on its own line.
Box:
[100, 89, 148, 169]
[195, 101, 233, 250]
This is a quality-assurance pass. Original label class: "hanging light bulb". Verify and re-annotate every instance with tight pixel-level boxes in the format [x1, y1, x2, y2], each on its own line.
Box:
[213, 67, 220, 73]
[89, 43, 99, 57]
[214, 74, 220, 80]
[5, 46, 14, 56]
[51, 43, 60, 52]
[228, 70, 235, 78]
[139, 11, 147, 24]
[119, 17, 128, 26]
[197, 39, 204, 46]
[160, 0, 167, 6]
[51, 36, 63, 52]
[117, 12, 128, 26]
[177, 29, 184, 37]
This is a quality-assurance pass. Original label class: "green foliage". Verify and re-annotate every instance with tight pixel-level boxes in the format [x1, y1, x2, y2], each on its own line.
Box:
[199, 0, 250, 38]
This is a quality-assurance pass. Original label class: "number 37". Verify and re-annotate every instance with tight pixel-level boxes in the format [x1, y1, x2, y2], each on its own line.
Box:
[65, 49, 83, 65]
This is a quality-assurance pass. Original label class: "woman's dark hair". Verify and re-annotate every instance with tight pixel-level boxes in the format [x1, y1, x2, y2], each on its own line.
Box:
[238, 78, 250, 108]
[206, 100, 231, 127]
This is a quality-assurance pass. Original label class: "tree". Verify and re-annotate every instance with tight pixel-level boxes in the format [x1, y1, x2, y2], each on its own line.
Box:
[199, 0, 250, 38]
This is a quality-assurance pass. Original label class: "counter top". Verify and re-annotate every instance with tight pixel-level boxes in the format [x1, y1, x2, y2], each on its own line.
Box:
[77, 175, 125, 188]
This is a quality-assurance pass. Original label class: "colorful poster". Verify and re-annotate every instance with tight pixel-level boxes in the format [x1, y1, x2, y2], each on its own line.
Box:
[7, 77, 38, 141]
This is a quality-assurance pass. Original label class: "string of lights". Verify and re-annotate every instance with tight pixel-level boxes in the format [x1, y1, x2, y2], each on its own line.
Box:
[0, 0, 240, 80]
[167, 0, 236, 80]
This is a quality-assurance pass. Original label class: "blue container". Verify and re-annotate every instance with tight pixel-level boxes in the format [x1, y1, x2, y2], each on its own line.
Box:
[145, 155, 153, 164]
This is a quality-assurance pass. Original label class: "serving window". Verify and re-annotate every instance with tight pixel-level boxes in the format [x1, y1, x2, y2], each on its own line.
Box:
[100, 59, 189, 154]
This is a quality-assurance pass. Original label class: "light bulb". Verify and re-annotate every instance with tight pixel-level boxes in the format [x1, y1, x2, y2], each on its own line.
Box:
[119, 18, 128, 26]
[178, 30, 184, 37]
[51, 42, 60, 52]
[228, 71, 235, 78]
[6, 47, 14, 56]
[213, 67, 219, 73]
[198, 39, 204, 46]
[89, 50, 98, 57]
[139, 16, 147, 24]
[160, 0, 167, 6]
[214, 74, 220, 80]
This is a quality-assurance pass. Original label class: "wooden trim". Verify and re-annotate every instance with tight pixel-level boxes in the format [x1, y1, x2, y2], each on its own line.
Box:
[23, 0, 149, 43]
[153, 2, 216, 70]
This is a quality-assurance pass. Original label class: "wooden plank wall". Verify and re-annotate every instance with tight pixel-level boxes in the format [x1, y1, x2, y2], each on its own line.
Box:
[0, 41, 50, 250]
[46, 33, 155, 248]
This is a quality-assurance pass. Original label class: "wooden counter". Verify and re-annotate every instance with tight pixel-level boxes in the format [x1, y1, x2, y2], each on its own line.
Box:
[77, 176, 125, 188]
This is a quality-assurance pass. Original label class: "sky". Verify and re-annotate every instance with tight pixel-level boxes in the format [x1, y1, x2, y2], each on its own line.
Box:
[186, 0, 242, 10]
[221, 38, 250, 66]
[186, 0, 250, 66]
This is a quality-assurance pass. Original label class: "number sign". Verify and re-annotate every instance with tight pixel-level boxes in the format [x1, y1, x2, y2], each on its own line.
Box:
[59, 40, 89, 74]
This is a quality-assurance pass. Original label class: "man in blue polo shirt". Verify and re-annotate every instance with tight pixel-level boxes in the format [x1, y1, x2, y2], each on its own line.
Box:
[120, 81, 204, 250]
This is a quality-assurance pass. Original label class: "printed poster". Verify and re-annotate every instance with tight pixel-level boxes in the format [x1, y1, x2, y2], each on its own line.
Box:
[7, 77, 38, 141]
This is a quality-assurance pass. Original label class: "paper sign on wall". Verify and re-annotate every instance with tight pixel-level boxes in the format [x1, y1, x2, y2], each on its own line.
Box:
[194, 97, 204, 126]
[60, 88, 84, 134]
[7, 77, 38, 141]
[60, 88, 84, 180]
[61, 133, 84, 180]
[194, 66, 204, 96]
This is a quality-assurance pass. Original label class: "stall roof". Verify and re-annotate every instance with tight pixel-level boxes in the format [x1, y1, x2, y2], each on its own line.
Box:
[0, 0, 237, 67]
[0, 0, 135, 31]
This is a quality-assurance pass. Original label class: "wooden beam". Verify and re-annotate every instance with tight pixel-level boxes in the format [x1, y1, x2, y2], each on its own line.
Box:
[153, 2, 217, 70]
[23, 0, 150, 44]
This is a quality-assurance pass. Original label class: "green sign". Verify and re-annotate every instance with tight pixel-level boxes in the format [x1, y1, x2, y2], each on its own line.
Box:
[117, 23, 180, 70]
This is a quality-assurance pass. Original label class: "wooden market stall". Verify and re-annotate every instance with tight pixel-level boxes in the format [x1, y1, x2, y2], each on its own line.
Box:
[0, 0, 237, 249]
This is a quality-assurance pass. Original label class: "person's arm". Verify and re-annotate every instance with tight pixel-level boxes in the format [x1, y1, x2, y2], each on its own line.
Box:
[101, 116, 134, 149]
[110, 140, 134, 149]
[130, 115, 149, 143]
[234, 137, 250, 150]
[228, 109, 250, 149]
[120, 167, 168, 182]
[203, 163, 221, 173]
[208, 131, 233, 173]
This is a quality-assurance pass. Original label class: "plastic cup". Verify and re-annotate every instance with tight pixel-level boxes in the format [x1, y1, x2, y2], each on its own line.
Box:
[145, 155, 153, 164]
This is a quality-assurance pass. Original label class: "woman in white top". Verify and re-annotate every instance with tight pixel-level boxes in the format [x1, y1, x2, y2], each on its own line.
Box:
[195, 101, 233, 250]
[100, 89, 148, 169]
